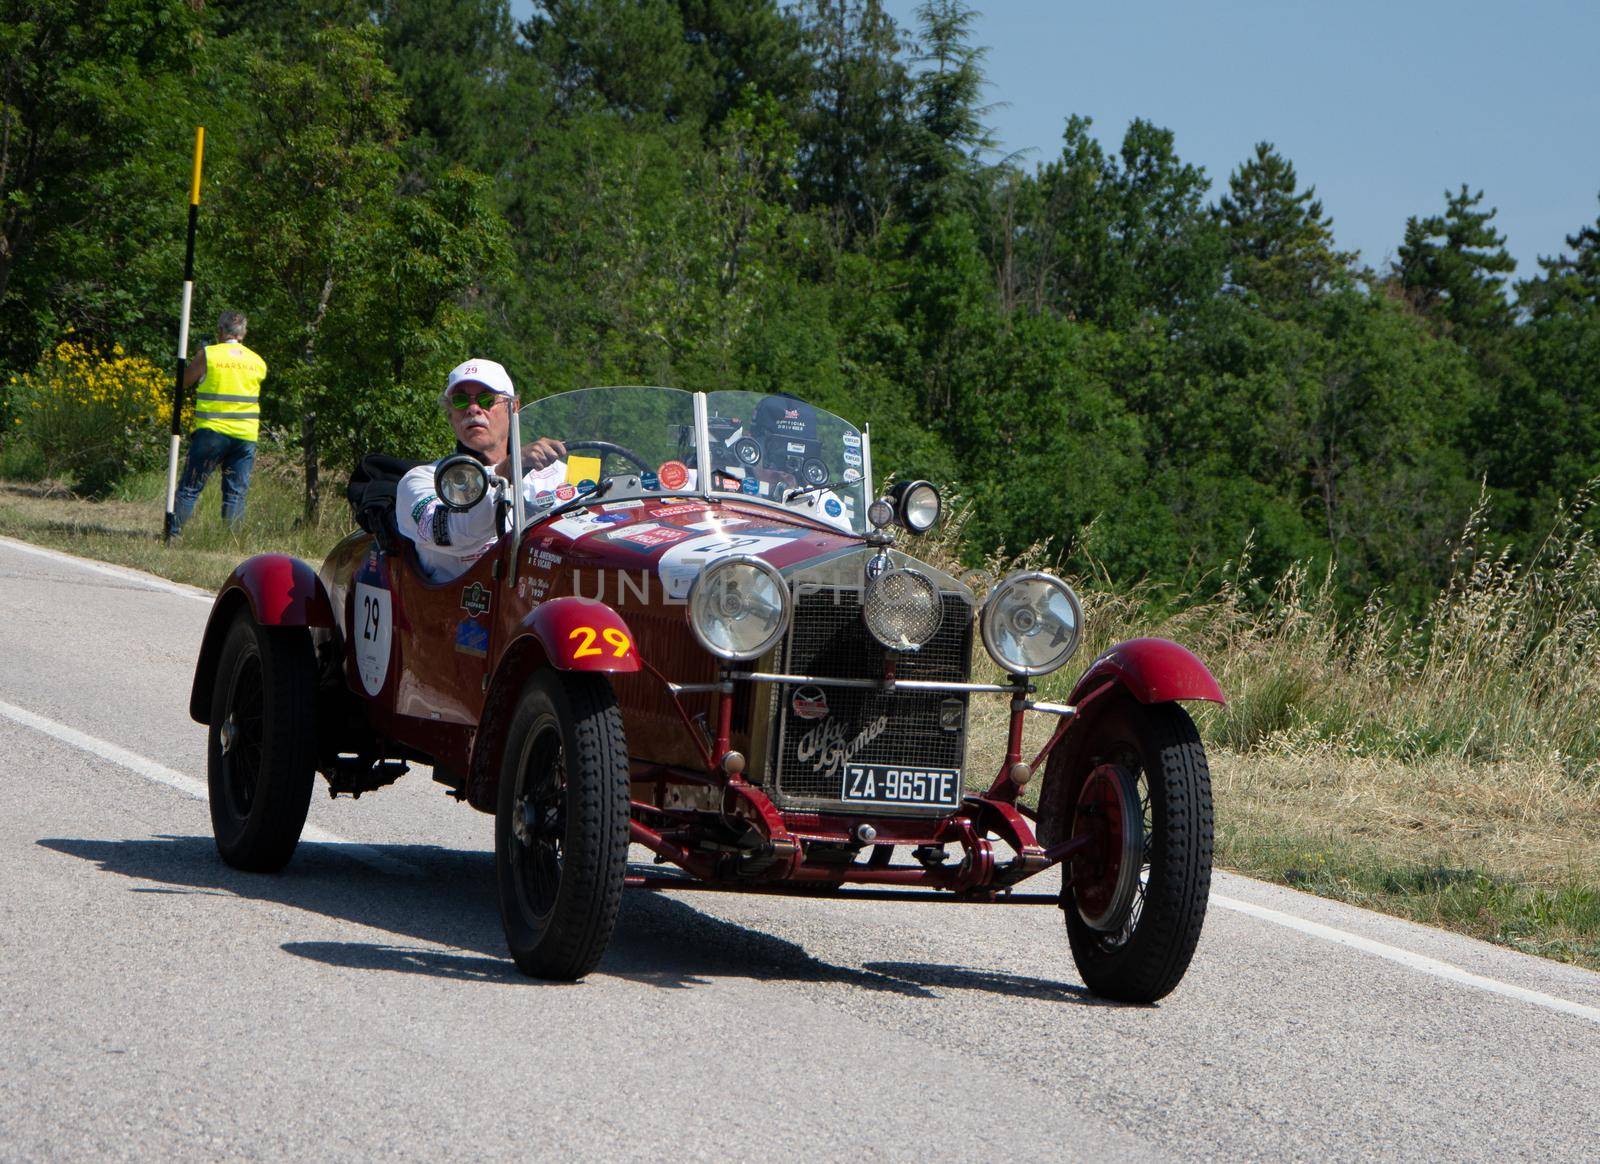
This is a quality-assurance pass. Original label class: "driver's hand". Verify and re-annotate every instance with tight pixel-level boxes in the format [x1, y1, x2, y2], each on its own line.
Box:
[522, 436, 566, 470]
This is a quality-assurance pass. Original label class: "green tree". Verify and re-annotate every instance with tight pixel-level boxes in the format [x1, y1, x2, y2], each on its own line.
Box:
[0, 0, 204, 369]
[1217, 142, 1354, 310]
[1395, 184, 1516, 342]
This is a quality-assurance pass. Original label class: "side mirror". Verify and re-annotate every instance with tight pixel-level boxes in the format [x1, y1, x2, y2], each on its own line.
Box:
[434, 454, 489, 511]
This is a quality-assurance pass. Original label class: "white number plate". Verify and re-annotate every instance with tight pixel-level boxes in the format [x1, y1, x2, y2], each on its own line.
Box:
[841, 764, 962, 809]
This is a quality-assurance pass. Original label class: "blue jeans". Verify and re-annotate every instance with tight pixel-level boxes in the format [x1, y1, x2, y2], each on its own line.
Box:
[172, 427, 256, 533]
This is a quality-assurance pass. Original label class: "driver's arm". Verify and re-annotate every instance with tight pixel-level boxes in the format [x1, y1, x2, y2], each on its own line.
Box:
[491, 437, 566, 479]
[395, 464, 499, 560]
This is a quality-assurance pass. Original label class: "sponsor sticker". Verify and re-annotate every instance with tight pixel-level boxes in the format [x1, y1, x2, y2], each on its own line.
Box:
[641, 471, 660, 491]
[459, 581, 492, 617]
[824, 497, 843, 518]
[603, 499, 645, 511]
[658, 461, 690, 490]
[842, 432, 861, 448]
[454, 618, 489, 658]
[651, 502, 711, 518]
[576, 478, 598, 494]
[791, 685, 829, 720]
[786, 441, 807, 454]
[843, 451, 862, 467]
[609, 523, 697, 550]
[842, 467, 862, 482]
[555, 483, 577, 502]
[657, 530, 805, 600]
[740, 477, 761, 495]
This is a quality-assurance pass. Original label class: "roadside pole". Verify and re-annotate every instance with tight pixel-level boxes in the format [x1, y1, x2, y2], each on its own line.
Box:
[164, 127, 205, 542]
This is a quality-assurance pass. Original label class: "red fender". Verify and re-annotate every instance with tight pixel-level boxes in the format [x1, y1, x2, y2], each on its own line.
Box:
[189, 555, 333, 723]
[1066, 637, 1225, 707]
[1033, 638, 1223, 847]
[519, 596, 641, 673]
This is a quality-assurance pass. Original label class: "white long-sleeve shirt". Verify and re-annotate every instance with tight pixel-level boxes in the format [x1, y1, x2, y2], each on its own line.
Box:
[394, 459, 564, 582]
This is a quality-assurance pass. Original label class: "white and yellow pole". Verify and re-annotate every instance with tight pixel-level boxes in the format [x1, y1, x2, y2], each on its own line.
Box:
[164, 127, 205, 542]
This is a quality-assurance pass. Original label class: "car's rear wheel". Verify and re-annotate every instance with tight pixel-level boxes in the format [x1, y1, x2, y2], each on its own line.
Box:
[495, 669, 630, 980]
[207, 610, 316, 872]
[1063, 700, 1212, 1003]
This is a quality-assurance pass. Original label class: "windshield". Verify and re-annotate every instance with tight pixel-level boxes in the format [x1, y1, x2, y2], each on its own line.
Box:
[515, 386, 870, 534]
[704, 390, 868, 534]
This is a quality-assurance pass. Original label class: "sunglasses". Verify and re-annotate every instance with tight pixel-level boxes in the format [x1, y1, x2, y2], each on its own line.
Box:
[448, 390, 501, 411]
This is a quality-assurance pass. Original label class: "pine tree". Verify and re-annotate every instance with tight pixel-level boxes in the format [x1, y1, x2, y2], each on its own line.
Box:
[1519, 194, 1600, 318]
[906, 0, 993, 224]
[1217, 142, 1354, 310]
[1395, 184, 1516, 341]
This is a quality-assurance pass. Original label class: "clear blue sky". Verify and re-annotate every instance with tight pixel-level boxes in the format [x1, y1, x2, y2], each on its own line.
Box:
[879, 0, 1600, 279]
[507, 1, 1600, 280]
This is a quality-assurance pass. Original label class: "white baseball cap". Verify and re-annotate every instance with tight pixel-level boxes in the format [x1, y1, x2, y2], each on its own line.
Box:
[441, 358, 514, 406]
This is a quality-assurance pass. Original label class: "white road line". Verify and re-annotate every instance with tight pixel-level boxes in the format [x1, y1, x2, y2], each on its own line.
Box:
[1213, 893, 1600, 1026]
[0, 697, 416, 878]
[0, 535, 214, 603]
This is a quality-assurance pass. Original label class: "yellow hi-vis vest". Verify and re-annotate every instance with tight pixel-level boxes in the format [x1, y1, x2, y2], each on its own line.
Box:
[194, 342, 267, 441]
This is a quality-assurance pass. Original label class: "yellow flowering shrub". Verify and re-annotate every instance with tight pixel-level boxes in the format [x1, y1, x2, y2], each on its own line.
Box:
[7, 339, 193, 495]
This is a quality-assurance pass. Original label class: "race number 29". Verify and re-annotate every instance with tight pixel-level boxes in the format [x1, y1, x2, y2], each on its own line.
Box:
[353, 582, 393, 696]
[568, 625, 631, 659]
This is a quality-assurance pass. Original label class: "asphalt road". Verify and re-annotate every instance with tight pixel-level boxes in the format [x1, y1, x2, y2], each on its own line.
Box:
[3, 535, 1598, 1162]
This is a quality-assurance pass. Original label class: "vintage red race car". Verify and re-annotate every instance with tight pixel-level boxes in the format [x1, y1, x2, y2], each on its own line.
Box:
[189, 386, 1223, 1002]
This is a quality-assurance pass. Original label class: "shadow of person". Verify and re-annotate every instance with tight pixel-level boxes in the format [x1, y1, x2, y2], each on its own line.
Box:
[35, 836, 929, 996]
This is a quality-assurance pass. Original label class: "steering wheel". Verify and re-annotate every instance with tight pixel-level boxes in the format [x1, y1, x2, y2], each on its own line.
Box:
[562, 439, 653, 475]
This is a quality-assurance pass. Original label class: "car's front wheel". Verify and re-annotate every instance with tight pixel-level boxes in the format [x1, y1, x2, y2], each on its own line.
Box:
[495, 669, 630, 980]
[207, 610, 316, 872]
[1062, 699, 1213, 1003]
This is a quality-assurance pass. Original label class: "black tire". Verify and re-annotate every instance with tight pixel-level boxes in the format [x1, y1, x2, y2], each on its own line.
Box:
[207, 611, 317, 872]
[495, 669, 630, 980]
[1063, 700, 1212, 1003]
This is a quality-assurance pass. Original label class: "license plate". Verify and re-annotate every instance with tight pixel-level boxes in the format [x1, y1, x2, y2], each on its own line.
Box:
[841, 764, 962, 809]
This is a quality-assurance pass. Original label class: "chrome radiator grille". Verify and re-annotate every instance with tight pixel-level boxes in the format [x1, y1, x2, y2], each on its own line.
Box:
[767, 587, 973, 810]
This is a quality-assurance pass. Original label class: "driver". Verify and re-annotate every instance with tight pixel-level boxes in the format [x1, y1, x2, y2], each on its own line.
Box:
[395, 359, 566, 582]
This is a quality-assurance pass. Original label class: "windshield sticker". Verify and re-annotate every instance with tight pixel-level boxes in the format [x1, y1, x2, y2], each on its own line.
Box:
[554, 483, 576, 502]
[843, 467, 862, 482]
[740, 477, 762, 495]
[353, 582, 392, 696]
[459, 581, 492, 617]
[824, 498, 843, 518]
[843, 450, 862, 466]
[657, 461, 690, 490]
[786, 441, 806, 454]
[842, 432, 861, 448]
[454, 617, 489, 658]
[657, 532, 803, 600]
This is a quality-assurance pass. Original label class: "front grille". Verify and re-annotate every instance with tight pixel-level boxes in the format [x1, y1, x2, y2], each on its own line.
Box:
[768, 587, 973, 810]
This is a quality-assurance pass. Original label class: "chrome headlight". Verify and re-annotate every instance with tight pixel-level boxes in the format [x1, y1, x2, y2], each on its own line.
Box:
[863, 568, 943, 651]
[688, 556, 791, 661]
[434, 454, 489, 510]
[893, 480, 941, 532]
[980, 571, 1083, 676]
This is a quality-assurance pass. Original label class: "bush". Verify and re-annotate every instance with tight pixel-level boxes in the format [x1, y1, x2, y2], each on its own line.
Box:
[7, 338, 189, 496]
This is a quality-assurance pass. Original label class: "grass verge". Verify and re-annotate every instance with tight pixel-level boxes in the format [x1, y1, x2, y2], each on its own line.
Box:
[3, 470, 1598, 972]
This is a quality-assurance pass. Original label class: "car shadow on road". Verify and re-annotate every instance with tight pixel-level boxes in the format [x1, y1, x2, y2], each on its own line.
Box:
[37, 835, 1052, 999]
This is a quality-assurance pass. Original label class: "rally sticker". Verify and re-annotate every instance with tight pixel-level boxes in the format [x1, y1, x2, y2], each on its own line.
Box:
[657, 530, 804, 600]
[658, 461, 690, 490]
[353, 582, 392, 696]
[454, 618, 489, 658]
[604, 499, 645, 511]
[460, 581, 491, 617]
[824, 498, 843, 518]
[555, 483, 577, 502]
[842, 432, 861, 448]
[608, 522, 698, 550]
[843, 451, 862, 466]
[843, 468, 862, 482]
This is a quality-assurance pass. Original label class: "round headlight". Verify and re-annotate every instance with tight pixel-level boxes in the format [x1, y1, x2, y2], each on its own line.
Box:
[897, 481, 941, 533]
[980, 571, 1084, 676]
[863, 568, 943, 651]
[868, 498, 895, 529]
[688, 556, 790, 661]
[435, 454, 489, 510]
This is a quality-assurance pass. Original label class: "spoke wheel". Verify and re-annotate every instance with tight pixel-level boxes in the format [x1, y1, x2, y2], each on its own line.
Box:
[1062, 700, 1212, 1003]
[494, 670, 629, 980]
[207, 611, 316, 872]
